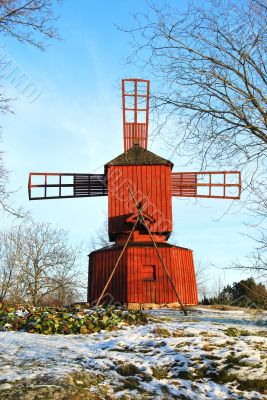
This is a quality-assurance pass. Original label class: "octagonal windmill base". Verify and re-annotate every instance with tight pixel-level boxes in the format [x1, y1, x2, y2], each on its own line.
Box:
[88, 243, 198, 306]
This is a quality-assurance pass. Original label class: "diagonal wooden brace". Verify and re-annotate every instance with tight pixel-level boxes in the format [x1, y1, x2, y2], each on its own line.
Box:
[129, 188, 188, 316]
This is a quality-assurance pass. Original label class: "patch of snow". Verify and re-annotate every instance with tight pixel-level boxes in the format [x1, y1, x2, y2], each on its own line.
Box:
[0, 308, 266, 399]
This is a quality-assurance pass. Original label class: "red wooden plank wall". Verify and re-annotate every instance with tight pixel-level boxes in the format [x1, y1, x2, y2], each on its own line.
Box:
[88, 248, 127, 305]
[107, 165, 172, 237]
[127, 246, 198, 304]
[88, 245, 198, 306]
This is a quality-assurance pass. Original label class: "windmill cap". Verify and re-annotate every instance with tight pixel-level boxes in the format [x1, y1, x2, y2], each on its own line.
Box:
[105, 143, 173, 168]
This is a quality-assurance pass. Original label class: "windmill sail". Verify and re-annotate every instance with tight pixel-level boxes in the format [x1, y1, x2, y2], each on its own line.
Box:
[171, 171, 241, 199]
[122, 78, 150, 151]
[28, 173, 108, 200]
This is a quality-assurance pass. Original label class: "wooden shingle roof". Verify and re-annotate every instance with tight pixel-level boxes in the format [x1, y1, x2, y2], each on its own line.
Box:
[106, 143, 173, 168]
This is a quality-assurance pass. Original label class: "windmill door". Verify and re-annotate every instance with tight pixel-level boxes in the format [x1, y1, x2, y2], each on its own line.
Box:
[142, 265, 157, 303]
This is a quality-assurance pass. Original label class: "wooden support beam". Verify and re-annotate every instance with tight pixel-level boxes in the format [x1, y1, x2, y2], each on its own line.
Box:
[129, 188, 188, 316]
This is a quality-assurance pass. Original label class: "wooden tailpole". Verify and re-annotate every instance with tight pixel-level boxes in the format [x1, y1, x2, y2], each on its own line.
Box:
[141, 216, 188, 316]
[96, 193, 149, 307]
[129, 189, 188, 316]
[96, 217, 139, 307]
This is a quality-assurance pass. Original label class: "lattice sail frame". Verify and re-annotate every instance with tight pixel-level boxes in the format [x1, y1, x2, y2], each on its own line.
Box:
[122, 78, 150, 151]
[28, 173, 107, 200]
[171, 171, 241, 199]
[29, 171, 241, 200]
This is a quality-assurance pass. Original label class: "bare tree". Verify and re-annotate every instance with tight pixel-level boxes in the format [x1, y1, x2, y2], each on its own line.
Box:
[0, 0, 60, 50]
[0, 231, 16, 301]
[0, 0, 60, 215]
[231, 171, 267, 277]
[0, 220, 83, 305]
[0, 149, 9, 214]
[125, 0, 267, 170]
[0, 146, 27, 217]
[0, 227, 26, 302]
[195, 262, 210, 300]
[124, 0, 267, 272]
[88, 221, 111, 252]
[233, 225, 267, 276]
[41, 266, 84, 306]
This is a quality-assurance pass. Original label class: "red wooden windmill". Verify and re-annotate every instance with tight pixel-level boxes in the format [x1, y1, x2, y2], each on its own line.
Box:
[28, 78, 241, 308]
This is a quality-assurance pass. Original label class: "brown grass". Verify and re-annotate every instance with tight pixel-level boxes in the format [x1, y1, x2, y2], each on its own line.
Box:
[202, 341, 213, 352]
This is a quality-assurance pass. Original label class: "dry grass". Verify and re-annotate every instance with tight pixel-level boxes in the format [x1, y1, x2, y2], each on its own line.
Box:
[152, 326, 172, 337]
[202, 341, 213, 352]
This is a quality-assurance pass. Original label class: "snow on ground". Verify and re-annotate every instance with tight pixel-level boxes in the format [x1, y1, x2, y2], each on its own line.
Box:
[0, 306, 266, 399]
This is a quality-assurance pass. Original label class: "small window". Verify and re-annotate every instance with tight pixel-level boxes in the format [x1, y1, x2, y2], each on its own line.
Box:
[143, 265, 156, 281]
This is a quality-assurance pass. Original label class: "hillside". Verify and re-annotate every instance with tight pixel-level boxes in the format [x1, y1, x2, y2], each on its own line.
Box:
[0, 306, 266, 399]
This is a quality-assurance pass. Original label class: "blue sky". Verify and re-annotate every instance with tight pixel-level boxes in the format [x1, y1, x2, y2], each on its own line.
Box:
[0, 0, 255, 297]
